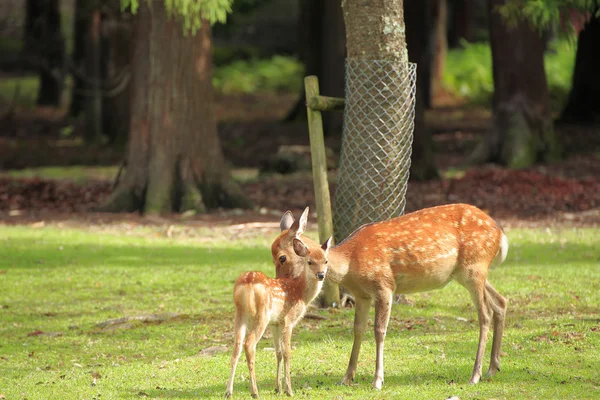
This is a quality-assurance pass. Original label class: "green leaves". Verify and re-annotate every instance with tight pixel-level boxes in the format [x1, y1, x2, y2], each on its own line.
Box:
[120, 0, 234, 34]
[497, 0, 600, 35]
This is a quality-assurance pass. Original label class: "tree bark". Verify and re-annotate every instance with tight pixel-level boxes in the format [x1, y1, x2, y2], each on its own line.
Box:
[431, 0, 447, 101]
[559, 15, 600, 125]
[319, 1, 346, 138]
[101, 9, 133, 146]
[473, 0, 561, 168]
[285, 0, 345, 138]
[405, 0, 438, 180]
[335, 0, 413, 240]
[98, 3, 250, 214]
[448, 0, 473, 48]
[83, 8, 103, 144]
[69, 0, 88, 117]
[24, 0, 65, 107]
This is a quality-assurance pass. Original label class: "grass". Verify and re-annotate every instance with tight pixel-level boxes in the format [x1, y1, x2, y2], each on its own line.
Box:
[1, 223, 599, 399]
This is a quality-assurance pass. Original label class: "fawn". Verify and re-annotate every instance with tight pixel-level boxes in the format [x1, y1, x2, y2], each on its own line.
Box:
[271, 204, 508, 389]
[225, 235, 332, 398]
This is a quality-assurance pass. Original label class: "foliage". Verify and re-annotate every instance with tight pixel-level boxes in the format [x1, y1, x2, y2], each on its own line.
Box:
[443, 39, 576, 109]
[0, 224, 599, 399]
[443, 41, 494, 104]
[498, 0, 600, 34]
[120, 0, 233, 33]
[0, 75, 40, 109]
[212, 55, 304, 94]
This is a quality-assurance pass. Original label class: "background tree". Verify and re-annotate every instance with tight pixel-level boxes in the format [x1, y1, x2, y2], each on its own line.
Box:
[499, 1, 600, 125]
[431, 0, 448, 102]
[405, 0, 439, 180]
[23, 0, 65, 107]
[285, 0, 346, 138]
[559, 10, 600, 124]
[100, 0, 249, 214]
[470, 0, 561, 168]
[69, 0, 87, 117]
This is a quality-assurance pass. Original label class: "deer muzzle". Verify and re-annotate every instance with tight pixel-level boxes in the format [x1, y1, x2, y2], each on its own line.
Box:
[316, 272, 325, 281]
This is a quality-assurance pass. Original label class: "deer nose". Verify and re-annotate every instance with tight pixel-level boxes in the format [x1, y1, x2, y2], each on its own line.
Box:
[317, 272, 325, 281]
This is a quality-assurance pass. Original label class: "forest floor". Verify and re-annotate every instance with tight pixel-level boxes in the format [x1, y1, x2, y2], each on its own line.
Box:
[1, 91, 600, 230]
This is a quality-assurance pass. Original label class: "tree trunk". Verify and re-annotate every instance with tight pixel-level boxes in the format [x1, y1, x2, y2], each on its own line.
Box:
[285, 0, 345, 138]
[559, 15, 600, 125]
[24, 0, 65, 107]
[98, 3, 250, 214]
[431, 0, 447, 101]
[319, 1, 346, 138]
[472, 0, 561, 168]
[334, 0, 413, 241]
[101, 10, 133, 147]
[69, 0, 88, 117]
[405, 0, 438, 180]
[448, 0, 473, 48]
[83, 8, 103, 144]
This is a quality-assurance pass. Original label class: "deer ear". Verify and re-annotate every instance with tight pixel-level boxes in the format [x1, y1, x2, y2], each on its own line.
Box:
[280, 211, 295, 232]
[292, 238, 309, 257]
[322, 236, 333, 256]
[296, 207, 309, 237]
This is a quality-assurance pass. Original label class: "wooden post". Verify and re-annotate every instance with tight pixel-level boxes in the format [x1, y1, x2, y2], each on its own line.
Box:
[304, 75, 339, 307]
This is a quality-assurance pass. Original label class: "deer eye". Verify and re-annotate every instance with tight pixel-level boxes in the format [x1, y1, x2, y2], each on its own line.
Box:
[279, 255, 286, 264]
[308, 260, 312, 265]
[325, 260, 328, 264]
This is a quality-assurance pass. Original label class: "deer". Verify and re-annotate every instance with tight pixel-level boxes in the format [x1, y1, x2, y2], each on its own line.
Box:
[225, 234, 332, 399]
[271, 204, 508, 390]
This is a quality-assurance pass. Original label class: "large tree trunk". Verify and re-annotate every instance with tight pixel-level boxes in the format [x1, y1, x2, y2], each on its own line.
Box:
[405, 0, 438, 180]
[98, 3, 249, 214]
[559, 15, 600, 125]
[24, 0, 65, 107]
[472, 0, 561, 168]
[286, 0, 346, 137]
[334, 0, 413, 239]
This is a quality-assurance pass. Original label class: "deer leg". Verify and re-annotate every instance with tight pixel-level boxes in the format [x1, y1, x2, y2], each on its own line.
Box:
[467, 275, 492, 384]
[373, 290, 393, 390]
[272, 325, 283, 394]
[244, 315, 269, 398]
[485, 280, 507, 378]
[282, 325, 294, 396]
[225, 315, 246, 398]
[340, 296, 372, 385]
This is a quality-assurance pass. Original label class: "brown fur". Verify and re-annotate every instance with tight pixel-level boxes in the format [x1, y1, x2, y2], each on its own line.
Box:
[272, 203, 509, 389]
[225, 237, 331, 398]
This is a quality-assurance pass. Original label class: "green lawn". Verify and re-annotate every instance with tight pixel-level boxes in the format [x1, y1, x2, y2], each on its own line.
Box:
[0, 224, 599, 399]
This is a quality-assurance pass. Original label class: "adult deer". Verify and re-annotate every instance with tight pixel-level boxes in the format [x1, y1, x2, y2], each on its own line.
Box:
[226, 235, 332, 398]
[271, 204, 508, 389]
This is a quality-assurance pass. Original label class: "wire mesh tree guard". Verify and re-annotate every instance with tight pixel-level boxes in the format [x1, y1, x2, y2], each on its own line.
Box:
[332, 59, 417, 243]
